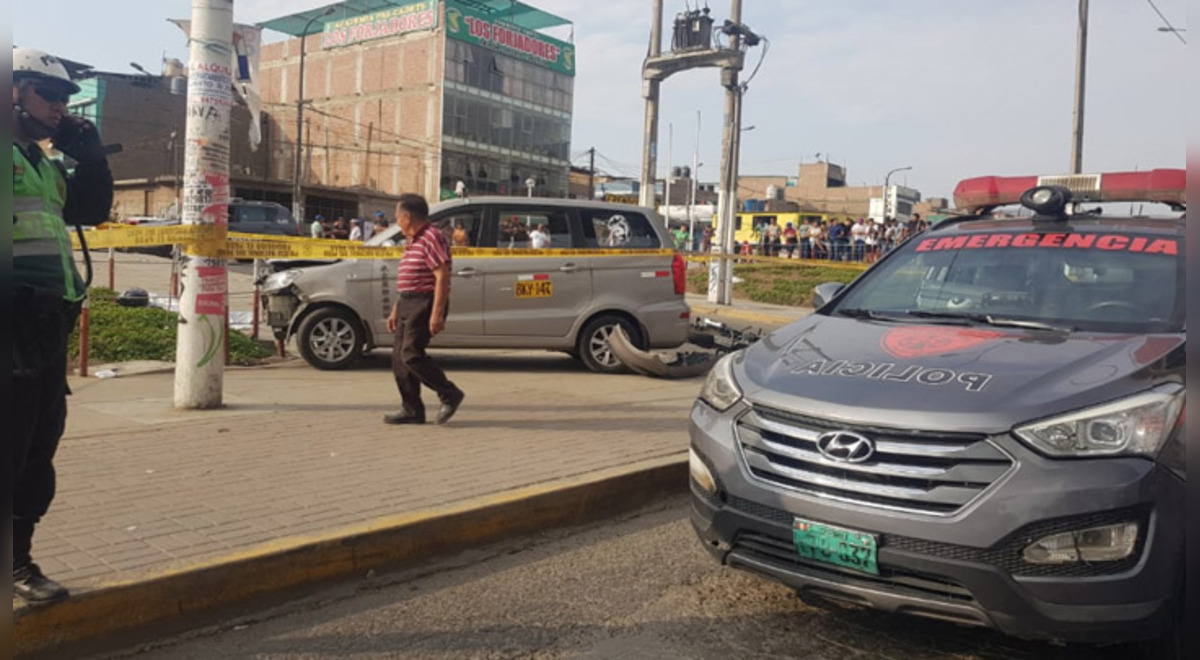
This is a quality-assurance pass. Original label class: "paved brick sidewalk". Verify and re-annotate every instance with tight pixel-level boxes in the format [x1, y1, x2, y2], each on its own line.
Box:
[23, 352, 700, 598]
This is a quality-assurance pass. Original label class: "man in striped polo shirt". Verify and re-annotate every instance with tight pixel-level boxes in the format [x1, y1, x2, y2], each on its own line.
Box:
[384, 194, 465, 425]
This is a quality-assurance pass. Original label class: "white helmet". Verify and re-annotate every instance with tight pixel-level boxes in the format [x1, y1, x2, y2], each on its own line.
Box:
[13, 47, 81, 94]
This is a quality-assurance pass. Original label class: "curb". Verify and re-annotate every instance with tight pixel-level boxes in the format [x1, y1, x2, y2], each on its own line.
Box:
[14, 455, 687, 658]
[689, 303, 808, 328]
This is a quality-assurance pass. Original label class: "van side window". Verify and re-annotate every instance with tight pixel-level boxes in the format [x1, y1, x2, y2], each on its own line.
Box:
[434, 210, 484, 248]
[492, 210, 571, 249]
[580, 210, 661, 249]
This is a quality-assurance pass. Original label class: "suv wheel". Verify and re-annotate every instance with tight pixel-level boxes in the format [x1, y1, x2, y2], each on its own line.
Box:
[577, 314, 641, 374]
[297, 307, 364, 370]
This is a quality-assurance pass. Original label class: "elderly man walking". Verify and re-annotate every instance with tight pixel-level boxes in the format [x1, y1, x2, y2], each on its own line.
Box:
[384, 194, 465, 425]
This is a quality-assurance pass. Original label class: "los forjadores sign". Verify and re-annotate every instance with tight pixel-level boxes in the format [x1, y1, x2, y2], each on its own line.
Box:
[322, 1, 439, 49]
[445, 1, 575, 76]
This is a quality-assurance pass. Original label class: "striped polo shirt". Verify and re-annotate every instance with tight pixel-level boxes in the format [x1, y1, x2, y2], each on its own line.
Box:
[396, 224, 452, 293]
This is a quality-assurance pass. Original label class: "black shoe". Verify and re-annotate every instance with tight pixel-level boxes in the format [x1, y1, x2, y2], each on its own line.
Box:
[14, 563, 69, 603]
[436, 390, 465, 425]
[383, 411, 425, 425]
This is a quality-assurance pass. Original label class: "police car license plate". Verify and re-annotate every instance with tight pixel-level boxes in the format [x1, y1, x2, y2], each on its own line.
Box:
[515, 281, 553, 298]
[793, 518, 879, 575]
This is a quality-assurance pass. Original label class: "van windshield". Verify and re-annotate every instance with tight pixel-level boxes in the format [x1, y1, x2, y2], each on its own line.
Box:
[832, 229, 1185, 334]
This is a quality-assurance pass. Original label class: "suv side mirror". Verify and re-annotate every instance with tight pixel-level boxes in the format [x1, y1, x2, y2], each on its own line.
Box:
[812, 282, 845, 308]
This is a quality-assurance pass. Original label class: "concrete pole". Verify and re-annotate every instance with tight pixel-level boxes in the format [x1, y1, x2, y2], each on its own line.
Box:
[175, 0, 233, 409]
[639, 0, 664, 208]
[710, 0, 742, 305]
[1070, 0, 1088, 174]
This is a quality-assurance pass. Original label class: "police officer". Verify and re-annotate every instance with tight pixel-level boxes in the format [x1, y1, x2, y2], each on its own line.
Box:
[13, 47, 113, 602]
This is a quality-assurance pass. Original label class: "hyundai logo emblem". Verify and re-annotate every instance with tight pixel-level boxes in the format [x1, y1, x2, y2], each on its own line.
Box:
[816, 431, 875, 463]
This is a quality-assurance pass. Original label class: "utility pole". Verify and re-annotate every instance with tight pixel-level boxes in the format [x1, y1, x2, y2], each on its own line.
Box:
[1070, 0, 1088, 174]
[639, 0, 664, 208]
[711, 0, 743, 305]
[587, 147, 596, 200]
[175, 0, 233, 408]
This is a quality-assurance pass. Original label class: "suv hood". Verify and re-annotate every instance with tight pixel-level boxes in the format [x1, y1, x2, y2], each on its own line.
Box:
[737, 316, 1183, 433]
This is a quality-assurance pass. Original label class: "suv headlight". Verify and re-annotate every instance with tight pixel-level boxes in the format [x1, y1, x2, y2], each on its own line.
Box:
[263, 269, 301, 293]
[699, 353, 743, 412]
[1013, 386, 1184, 458]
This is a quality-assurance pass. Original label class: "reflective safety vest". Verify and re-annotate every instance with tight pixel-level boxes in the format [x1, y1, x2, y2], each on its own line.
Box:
[13, 143, 84, 301]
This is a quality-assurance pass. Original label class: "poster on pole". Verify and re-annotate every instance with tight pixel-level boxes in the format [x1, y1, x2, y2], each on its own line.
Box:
[170, 19, 265, 150]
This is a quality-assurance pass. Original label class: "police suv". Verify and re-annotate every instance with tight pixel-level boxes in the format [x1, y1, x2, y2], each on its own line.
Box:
[689, 169, 1185, 656]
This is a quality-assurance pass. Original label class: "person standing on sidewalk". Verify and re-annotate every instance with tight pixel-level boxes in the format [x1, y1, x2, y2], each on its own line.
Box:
[384, 194, 465, 426]
[13, 47, 114, 602]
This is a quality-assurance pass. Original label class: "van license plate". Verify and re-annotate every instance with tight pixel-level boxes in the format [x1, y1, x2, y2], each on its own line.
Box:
[515, 281, 553, 298]
[793, 518, 879, 575]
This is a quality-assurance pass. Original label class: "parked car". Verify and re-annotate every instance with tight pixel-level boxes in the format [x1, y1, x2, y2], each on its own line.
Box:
[118, 200, 298, 257]
[688, 170, 1185, 656]
[261, 197, 691, 372]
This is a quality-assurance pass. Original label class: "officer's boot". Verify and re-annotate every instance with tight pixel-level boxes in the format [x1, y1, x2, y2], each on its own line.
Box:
[13, 520, 69, 603]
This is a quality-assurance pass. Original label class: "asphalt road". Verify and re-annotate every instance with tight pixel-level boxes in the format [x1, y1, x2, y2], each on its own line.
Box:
[120, 498, 1137, 660]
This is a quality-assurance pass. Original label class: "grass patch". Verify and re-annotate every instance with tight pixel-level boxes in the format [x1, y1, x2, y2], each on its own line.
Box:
[69, 288, 272, 366]
[687, 261, 865, 307]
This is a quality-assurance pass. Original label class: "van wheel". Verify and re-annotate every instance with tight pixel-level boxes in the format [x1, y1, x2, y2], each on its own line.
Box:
[577, 314, 641, 374]
[297, 307, 364, 370]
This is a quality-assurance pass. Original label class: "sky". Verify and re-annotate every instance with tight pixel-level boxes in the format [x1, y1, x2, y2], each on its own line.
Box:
[14, 0, 1187, 201]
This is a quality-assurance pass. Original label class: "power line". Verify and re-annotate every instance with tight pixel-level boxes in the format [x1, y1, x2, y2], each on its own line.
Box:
[1145, 0, 1186, 43]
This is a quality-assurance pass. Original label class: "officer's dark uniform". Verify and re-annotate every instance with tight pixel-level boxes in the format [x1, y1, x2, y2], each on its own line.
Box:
[13, 127, 112, 600]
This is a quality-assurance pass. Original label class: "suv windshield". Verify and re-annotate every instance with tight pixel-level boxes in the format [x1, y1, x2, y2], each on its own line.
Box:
[832, 226, 1184, 334]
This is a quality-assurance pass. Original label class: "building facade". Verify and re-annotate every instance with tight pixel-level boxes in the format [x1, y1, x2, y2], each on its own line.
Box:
[258, 0, 575, 222]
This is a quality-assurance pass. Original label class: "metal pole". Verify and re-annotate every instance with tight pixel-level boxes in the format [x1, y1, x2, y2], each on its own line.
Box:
[639, 0, 664, 208]
[665, 122, 673, 228]
[292, 11, 330, 226]
[710, 0, 742, 305]
[1070, 0, 1088, 174]
[251, 258, 260, 340]
[78, 297, 90, 378]
[688, 110, 700, 251]
[175, 0, 233, 409]
[587, 147, 595, 200]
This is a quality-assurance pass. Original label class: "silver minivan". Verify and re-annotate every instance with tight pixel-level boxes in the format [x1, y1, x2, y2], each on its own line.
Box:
[261, 197, 691, 372]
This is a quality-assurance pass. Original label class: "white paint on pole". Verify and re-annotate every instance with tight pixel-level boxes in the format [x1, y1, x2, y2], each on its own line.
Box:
[174, 0, 233, 409]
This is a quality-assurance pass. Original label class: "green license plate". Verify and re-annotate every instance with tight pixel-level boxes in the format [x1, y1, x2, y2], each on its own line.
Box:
[793, 518, 879, 575]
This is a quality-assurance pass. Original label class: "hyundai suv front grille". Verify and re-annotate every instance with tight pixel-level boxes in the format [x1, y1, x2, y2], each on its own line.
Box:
[736, 405, 1014, 515]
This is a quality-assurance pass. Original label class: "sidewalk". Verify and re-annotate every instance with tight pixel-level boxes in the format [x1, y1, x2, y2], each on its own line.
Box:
[686, 293, 812, 329]
[15, 351, 712, 656]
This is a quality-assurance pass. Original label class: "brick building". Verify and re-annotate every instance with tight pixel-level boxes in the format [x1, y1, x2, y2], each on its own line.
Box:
[739, 161, 923, 221]
[258, 0, 576, 222]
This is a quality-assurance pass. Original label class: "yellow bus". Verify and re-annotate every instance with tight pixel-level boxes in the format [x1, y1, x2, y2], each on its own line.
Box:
[721, 211, 853, 248]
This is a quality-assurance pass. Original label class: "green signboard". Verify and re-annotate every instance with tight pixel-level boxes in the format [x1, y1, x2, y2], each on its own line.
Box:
[322, 1, 439, 49]
[445, 1, 575, 76]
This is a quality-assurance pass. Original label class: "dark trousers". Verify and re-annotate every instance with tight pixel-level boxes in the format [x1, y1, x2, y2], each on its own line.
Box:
[13, 288, 78, 568]
[392, 293, 458, 417]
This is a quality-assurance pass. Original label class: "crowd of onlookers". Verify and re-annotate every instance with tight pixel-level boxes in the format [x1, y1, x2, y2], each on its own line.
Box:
[309, 211, 391, 242]
[682, 214, 932, 263]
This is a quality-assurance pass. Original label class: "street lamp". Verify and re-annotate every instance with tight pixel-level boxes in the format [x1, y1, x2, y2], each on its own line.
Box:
[882, 165, 912, 221]
[292, 7, 336, 227]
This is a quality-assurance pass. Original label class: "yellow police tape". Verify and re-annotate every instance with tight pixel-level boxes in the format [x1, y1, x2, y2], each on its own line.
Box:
[74, 224, 675, 260]
[73, 223, 869, 270]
